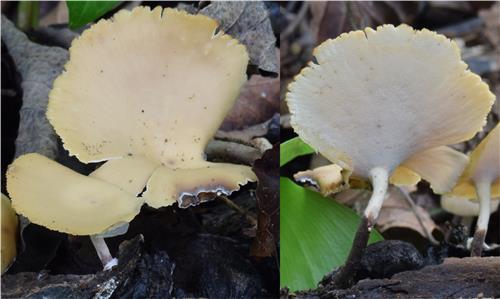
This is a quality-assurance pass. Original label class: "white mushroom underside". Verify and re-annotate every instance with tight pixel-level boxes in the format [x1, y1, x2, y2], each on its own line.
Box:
[287, 24, 494, 178]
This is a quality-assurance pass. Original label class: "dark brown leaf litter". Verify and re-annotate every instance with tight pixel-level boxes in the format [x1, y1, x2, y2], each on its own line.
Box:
[221, 71, 280, 131]
[1, 236, 175, 299]
[291, 257, 500, 299]
[310, 2, 420, 45]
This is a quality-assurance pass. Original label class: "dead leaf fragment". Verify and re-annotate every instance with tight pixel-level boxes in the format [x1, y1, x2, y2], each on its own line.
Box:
[201, 1, 278, 73]
[221, 72, 280, 131]
[377, 186, 439, 239]
[479, 3, 500, 47]
[310, 1, 420, 44]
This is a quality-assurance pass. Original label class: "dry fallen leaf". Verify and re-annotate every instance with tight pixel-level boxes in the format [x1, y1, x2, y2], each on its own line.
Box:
[221, 71, 280, 131]
[201, 1, 278, 73]
[479, 3, 500, 48]
[377, 186, 439, 239]
[310, 1, 420, 44]
[333, 186, 439, 241]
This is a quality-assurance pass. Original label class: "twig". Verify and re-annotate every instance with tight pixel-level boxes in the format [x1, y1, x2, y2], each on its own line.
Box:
[251, 137, 272, 153]
[281, 2, 309, 40]
[398, 186, 439, 246]
[218, 195, 257, 226]
[215, 115, 276, 145]
[206, 140, 261, 166]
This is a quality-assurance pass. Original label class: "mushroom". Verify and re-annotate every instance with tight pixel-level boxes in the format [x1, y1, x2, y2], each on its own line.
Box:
[6, 153, 143, 269]
[441, 195, 499, 217]
[286, 24, 494, 284]
[293, 164, 347, 196]
[47, 6, 256, 207]
[6, 6, 256, 269]
[448, 123, 500, 256]
[1, 193, 18, 274]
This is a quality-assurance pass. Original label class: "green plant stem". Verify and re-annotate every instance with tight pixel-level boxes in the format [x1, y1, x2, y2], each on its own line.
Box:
[16, 1, 39, 31]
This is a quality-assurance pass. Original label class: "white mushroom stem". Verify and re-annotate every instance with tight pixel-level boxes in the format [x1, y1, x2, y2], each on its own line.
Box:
[471, 180, 492, 256]
[363, 167, 390, 227]
[331, 167, 390, 288]
[90, 235, 117, 270]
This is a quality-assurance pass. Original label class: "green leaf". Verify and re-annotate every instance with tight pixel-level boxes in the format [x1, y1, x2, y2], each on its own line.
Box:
[280, 177, 383, 291]
[67, 1, 120, 29]
[280, 137, 315, 167]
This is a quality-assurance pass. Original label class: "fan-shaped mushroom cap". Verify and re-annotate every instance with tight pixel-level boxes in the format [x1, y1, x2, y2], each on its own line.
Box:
[47, 6, 256, 207]
[287, 24, 494, 185]
[391, 146, 469, 194]
[451, 124, 500, 199]
[48, 6, 247, 166]
[6, 154, 143, 235]
[1, 194, 17, 274]
[441, 195, 500, 217]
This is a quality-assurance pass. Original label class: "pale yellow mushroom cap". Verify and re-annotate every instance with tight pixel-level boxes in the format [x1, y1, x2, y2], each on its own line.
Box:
[450, 124, 500, 199]
[391, 146, 469, 194]
[287, 24, 494, 190]
[144, 162, 256, 208]
[6, 154, 144, 235]
[48, 6, 248, 166]
[46, 6, 256, 208]
[1, 194, 18, 274]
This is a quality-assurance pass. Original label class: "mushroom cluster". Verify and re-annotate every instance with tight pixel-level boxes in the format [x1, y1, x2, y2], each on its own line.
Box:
[6, 6, 256, 269]
[286, 24, 495, 280]
[448, 123, 500, 256]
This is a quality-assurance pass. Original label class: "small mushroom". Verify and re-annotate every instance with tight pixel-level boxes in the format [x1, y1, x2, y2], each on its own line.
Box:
[286, 24, 494, 283]
[6, 154, 143, 236]
[448, 123, 500, 256]
[441, 195, 499, 217]
[47, 6, 256, 207]
[1, 194, 18, 274]
[293, 164, 346, 196]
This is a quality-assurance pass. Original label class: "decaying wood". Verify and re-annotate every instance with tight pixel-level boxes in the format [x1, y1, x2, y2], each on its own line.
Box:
[1, 236, 175, 299]
[305, 257, 500, 298]
[1, 15, 67, 159]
